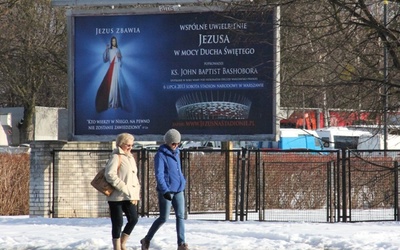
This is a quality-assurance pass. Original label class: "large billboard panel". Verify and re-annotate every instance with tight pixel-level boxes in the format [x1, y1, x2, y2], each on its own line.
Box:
[71, 9, 277, 141]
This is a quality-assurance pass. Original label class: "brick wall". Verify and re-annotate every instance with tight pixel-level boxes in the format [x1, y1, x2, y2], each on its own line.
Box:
[29, 141, 113, 217]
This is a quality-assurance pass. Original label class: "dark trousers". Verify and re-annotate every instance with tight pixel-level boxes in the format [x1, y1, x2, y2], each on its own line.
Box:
[108, 201, 138, 239]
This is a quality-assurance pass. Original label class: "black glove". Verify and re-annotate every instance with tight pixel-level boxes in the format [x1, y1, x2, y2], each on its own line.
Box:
[163, 192, 173, 201]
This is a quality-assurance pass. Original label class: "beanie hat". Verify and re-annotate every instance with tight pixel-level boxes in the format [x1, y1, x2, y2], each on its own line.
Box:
[164, 129, 181, 145]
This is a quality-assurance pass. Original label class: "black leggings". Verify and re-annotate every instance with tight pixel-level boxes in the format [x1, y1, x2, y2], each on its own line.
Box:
[108, 201, 138, 239]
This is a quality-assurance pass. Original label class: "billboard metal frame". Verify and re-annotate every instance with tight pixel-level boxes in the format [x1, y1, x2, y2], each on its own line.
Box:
[66, 6, 280, 142]
[52, 0, 244, 7]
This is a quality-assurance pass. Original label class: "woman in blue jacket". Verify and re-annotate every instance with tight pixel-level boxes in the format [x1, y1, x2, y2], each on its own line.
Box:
[141, 129, 189, 250]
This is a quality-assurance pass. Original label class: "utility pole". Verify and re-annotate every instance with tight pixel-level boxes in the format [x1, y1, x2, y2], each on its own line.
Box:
[383, 0, 389, 151]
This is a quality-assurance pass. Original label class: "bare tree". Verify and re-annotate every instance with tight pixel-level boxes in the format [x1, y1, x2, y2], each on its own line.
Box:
[265, 0, 400, 126]
[2, 0, 400, 144]
[0, 0, 67, 143]
[324, 0, 400, 124]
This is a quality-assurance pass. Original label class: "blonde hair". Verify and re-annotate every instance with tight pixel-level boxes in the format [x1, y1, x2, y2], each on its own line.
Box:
[116, 133, 134, 147]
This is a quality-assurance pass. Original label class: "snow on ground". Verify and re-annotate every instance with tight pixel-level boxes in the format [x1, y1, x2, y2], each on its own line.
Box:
[1, 215, 400, 250]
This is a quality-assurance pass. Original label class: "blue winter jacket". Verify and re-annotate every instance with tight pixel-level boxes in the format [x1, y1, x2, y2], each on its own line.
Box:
[154, 144, 186, 194]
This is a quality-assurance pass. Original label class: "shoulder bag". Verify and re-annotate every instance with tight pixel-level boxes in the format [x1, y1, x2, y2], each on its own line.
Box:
[91, 154, 121, 196]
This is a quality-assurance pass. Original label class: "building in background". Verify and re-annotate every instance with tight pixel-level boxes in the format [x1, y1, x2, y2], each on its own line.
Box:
[0, 107, 68, 146]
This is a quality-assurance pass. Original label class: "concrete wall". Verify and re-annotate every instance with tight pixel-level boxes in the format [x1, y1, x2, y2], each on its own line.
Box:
[0, 107, 23, 145]
[34, 107, 68, 141]
[0, 106, 68, 146]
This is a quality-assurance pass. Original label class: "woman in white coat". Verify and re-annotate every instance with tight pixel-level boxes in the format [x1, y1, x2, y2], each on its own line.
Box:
[105, 133, 141, 250]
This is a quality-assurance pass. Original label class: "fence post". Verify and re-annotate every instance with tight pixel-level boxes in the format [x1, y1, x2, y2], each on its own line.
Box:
[181, 149, 189, 220]
[395, 161, 399, 221]
[139, 148, 149, 217]
[328, 160, 338, 222]
[239, 148, 247, 221]
[341, 149, 348, 222]
[256, 150, 264, 221]
[223, 142, 234, 221]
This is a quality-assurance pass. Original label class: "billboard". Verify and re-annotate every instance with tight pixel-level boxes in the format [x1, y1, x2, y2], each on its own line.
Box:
[70, 9, 278, 141]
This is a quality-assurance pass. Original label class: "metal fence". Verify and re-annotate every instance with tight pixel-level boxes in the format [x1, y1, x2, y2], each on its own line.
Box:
[52, 148, 400, 222]
[341, 150, 399, 222]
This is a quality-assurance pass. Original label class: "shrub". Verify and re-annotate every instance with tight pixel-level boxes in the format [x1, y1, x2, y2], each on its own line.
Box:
[0, 154, 30, 215]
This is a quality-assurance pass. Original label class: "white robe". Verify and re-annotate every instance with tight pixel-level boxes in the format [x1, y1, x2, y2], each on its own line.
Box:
[104, 47, 122, 109]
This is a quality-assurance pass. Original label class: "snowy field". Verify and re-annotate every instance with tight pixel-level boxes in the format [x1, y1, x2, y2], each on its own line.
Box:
[1, 215, 400, 250]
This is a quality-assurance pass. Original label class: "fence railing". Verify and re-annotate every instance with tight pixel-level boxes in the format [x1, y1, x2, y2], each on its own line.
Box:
[51, 148, 400, 222]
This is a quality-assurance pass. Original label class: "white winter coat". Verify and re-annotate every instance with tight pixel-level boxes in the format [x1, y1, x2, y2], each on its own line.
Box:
[105, 147, 141, 201]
